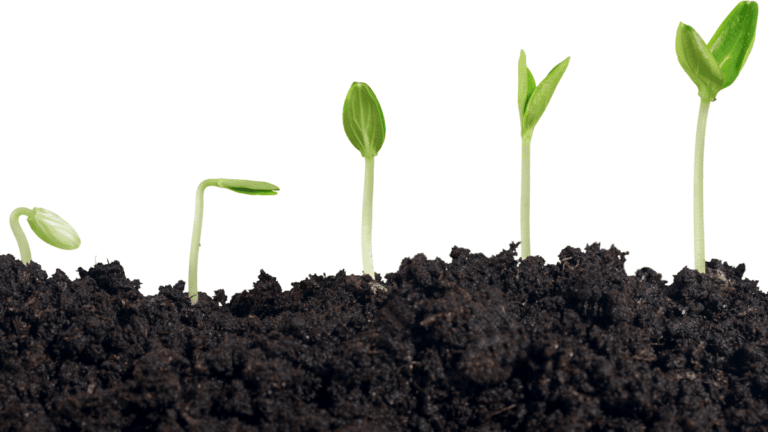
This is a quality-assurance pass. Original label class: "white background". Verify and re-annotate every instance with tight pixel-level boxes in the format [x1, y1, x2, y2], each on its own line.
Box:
[1, 1, 766, 298]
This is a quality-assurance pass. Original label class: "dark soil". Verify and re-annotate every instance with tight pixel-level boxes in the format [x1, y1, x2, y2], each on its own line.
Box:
[1, 242, 767, 431]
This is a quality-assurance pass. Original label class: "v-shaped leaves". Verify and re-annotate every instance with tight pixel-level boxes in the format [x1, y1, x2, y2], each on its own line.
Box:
[518, 53, 570, 139]
[676, 1, 758, 100]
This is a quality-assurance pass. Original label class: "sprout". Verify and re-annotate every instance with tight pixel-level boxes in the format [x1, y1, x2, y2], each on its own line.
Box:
[9, 207, 81, 265]
[342, 82, 386, 278]
[517, 50, 570, 259]
[675, 1, 758, 273]
[188, 178, 278, 305]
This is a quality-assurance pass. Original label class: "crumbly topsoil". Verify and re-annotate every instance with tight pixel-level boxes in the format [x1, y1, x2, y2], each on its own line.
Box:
[1, 242, 767, 431]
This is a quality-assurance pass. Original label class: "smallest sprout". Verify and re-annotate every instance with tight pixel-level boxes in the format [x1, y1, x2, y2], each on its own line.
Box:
[9, 207, 81, 265]
[188, 178, 279, 305]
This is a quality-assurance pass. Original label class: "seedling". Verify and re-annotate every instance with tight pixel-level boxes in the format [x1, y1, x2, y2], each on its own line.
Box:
[188, 178, 279, 304]
[9, 207, 81, 265]
[342, 82, 386, 278]
[675, 1, 758, 273]
[517, 50, 570, 259]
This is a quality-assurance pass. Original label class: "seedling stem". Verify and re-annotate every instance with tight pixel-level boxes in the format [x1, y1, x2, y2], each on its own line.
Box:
[693, 99, 711, 273]
[520, 134, 532, 259]
[362, 156, 375, 276]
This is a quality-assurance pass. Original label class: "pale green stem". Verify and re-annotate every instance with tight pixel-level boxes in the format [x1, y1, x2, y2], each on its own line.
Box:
[362, 156, 375, 277]
[694, 98, 711, 273]
[189, 178, 219, 304]
[521, 134, 532, 259]
[9, 207, 35, 265]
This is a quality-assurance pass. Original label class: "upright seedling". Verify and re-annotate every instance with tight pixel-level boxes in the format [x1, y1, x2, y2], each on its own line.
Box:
[342, 82, 386, 278]
[675, 1, 758, 273]
[517, 50, 570, 259]
[9, 207, 81, 265]
[188, 178, 278, 304]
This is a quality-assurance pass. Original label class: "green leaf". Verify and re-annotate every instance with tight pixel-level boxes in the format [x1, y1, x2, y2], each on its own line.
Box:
[27, 208, 81, 250]
[707, 1, 758, 89]
[342, 82, 386, 158]
[517, 50, 536, 127]
[218, 179, 279, 195]
[676, 23, 724, 101]
[521, 56, 570, 138]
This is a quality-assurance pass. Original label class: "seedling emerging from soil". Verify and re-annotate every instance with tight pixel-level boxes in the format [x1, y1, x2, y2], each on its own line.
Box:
[188, 178, 279, 305]
[9, 207, 81, 265]
[517, 50, 570, 259]
[675, 1, 758, 273]
[342, 82, 386, 278]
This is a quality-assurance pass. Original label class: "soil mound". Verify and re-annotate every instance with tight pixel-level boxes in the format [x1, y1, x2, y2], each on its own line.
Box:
[1, 242, 767, 431]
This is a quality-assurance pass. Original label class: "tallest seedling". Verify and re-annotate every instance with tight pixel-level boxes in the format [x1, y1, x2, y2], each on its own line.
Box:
[517, 50, 570, 259]
[343, 82, 386, 278]
[675, 1, 758, 273]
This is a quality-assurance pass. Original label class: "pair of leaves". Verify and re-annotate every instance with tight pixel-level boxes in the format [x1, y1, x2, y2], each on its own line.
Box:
[27, 207, 81, 250]
[343, 82, 386, 158]
[518, 50, 570, 139]
[219, 179, 279, 196]
[676, 1, 758, 101]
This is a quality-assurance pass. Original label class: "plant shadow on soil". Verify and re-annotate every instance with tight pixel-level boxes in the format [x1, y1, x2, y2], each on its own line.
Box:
[1, 242, 767, 431]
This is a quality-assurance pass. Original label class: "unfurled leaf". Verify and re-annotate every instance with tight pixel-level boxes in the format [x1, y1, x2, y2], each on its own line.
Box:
[343, 82, 386, 158]
[27, 208, 81, 250]
[676, 23, 725, 101]
[521, 56, 570, 138]
[707, 1, 759, 89]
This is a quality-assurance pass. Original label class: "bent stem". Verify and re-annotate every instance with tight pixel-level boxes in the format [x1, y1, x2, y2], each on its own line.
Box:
[362, 156, 375, 277]
[188, 178, 278, 305]
[189, 179, 218, 304]
[693, 98, 711, 273]
[9, 207, 34, 264]
[520, 134, 532, 259]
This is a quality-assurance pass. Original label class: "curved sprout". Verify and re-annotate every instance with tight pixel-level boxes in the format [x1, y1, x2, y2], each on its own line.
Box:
[9, 207, 81, 265]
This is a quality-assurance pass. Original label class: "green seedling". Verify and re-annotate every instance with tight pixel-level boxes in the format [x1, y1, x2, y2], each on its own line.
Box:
[9, 207, 81, 265]
[343, 82, 386, 278]
[517, 50, 570, 259]
[188, 178, 278, 305]
[675, 1, 758, 273]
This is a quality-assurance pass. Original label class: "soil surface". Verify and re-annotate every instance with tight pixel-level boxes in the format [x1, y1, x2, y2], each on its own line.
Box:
[1, 242, 767, 431]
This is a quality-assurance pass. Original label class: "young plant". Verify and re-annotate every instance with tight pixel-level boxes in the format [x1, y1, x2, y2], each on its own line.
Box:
[675, 1, 758, 273]
[9, 207, 81, 265]
[342, 82, 386, 278]
[517, 50, 570, 259]
[188, 178, 279, 305]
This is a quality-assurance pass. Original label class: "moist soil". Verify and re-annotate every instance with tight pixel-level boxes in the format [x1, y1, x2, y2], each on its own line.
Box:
[1, 242, 767, 432]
